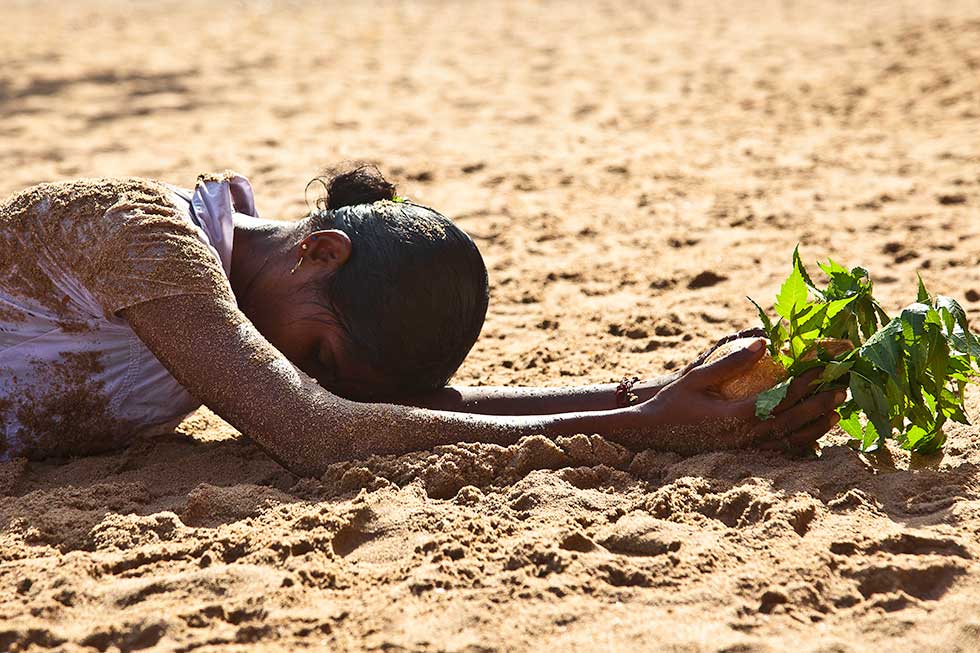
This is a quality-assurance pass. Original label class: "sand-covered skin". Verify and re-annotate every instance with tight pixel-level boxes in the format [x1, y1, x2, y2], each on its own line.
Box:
[2, 1, 980, 651]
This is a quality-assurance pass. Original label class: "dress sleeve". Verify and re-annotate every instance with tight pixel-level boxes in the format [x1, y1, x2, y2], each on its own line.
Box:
[84, 194, 236, 317]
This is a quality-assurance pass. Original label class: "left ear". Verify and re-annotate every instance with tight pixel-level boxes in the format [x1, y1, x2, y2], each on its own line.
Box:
[301, 229, 352, 274]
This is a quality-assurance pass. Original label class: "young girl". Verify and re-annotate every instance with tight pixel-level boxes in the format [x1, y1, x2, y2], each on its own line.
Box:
[0, 166, 843, 476]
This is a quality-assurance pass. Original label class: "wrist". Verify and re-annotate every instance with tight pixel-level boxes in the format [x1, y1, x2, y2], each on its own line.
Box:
[548, 405, 645, 440]
[595, 404, 649, 451]
[608, 405, 645, 432]
[634, 372, 680, 402]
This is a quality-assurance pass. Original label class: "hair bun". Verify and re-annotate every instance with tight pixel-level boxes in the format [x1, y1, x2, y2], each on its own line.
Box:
[307, 163, 397, 211]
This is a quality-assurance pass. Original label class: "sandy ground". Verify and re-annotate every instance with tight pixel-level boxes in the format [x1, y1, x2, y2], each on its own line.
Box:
[2, 1, 980, 651]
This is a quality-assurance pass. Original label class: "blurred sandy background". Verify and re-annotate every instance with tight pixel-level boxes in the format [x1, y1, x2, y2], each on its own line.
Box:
[2, 1, 980, 651]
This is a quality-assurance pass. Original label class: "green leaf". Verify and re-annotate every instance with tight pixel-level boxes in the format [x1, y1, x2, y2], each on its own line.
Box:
[874, 304, 892, 326]
[860, 419, 882, 452]
[936, 295, 980, 358]
[819, 360, 854, 385]
[916, 274, 930, 303]
[903, 424, 931, 450]
[927, 328, 950, 395]
[774, 266, 808, 321]
[818, 258, 849, 278]
[757, 248, 980, 456]
[905, 421, 946, 453]
[754, 378, 794, 420]
[940, 387, 970, 424]
[900, 303, 931, 338]
[837, 406, 864, 442]
[797, 304, 829, 337]
[850, 374, 891, 446]
[747, 297, 778, 355]
[855, 296, 880, 339]
[937, 296, 971, 338]
[793, 245, 825, 301]
[859, 318, 902, 382]
[772, 322, 789, 357]
[825, 296, 857, 319]
[884, 377, 905, 419]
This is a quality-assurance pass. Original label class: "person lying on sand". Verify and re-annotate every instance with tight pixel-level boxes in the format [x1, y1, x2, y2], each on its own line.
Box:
[0, 165, 845, 476]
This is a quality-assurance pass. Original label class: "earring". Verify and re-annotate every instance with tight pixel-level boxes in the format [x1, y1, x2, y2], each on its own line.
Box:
[289, 235, 317, 275]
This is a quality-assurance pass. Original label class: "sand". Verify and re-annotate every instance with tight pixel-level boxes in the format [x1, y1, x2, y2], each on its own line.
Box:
[2, 0, 980, 651]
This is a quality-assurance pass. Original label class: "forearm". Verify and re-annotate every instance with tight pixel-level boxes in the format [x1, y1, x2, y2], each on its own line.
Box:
[202, 356, 638, 473]
[335, 402, 638, 461]
[418, 328, 769, 417]
[401, 373, 681, 415]
[204, 382, 642, 476]
[124, 295, 646, 478]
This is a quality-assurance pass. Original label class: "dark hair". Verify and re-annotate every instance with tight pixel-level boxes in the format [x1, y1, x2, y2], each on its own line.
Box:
[306, 164, 489, 395]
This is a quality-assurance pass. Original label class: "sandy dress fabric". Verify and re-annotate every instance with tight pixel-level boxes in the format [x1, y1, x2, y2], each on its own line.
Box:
[0, 173, 254, 460]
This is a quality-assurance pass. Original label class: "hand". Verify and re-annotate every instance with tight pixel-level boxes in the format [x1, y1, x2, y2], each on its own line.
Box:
[632, 338, 846, 454]
[620, 328, 766, 406]
[680, 327, 766, 375]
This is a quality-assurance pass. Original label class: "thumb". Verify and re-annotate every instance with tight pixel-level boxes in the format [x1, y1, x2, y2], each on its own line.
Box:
[683, 338, 767, 389]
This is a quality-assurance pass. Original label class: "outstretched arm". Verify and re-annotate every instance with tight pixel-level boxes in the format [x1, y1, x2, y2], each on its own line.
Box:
[399, 378, 677, 415]
[122, 293, 643, 476]
[400, 328, 765, 415]
[124, 295, 840, 475]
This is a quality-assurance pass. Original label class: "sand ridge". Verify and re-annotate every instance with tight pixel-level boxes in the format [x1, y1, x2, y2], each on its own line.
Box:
[2, 427, 980, 651]
[2, 0, 980, 651]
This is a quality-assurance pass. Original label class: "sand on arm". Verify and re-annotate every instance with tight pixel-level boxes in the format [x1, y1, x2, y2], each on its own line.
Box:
[121, 293, 568, 477]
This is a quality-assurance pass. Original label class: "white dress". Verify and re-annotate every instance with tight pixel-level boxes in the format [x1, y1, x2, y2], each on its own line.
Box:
[0, 173, 258, 459]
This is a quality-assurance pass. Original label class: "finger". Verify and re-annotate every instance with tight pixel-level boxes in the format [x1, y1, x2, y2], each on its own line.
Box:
[786, 411, 841, 448]
[758, 412, 840, 452]
[722, 396, 760, 421]
[680, 353, 709, 375]
[752, 390, 845, 444]
[681, 337, 729, 375]
[682, 328, 769, 375]
[733, 327, 766, 340]
[707, 328, 768, 355]
[771, 368, 824, 414]
[719, 367, 829, 422]
[683, 338, 766, 389]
